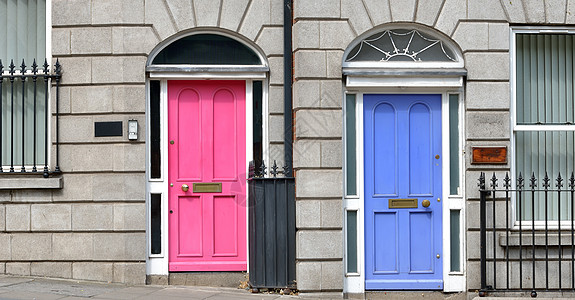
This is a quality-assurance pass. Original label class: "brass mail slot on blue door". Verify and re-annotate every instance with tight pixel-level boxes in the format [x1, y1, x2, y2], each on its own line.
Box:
[193, 182, 222, 193]
[388, 198, 418, 209]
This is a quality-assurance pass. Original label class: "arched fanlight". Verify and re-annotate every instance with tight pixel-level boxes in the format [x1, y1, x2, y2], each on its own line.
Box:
[152, 34, 263, 65]
[345, 29, 457, 63]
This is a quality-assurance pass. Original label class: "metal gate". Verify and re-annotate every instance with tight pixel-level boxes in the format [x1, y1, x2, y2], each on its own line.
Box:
[248, 160, 296, 289]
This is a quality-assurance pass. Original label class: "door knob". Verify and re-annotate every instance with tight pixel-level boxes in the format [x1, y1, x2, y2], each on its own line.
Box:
[422, 199, 430, 207]
[182, 184, 189, 192]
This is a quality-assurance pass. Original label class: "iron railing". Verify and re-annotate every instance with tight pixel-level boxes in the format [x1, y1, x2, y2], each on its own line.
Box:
[479, 172, 575, 297]
[0, 59, 61, 177]
[248, 160, 296, 291]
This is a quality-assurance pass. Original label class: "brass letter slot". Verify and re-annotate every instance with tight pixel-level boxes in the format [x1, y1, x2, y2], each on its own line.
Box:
[193, 182, 222, 193]
[388, 198, 418, 209]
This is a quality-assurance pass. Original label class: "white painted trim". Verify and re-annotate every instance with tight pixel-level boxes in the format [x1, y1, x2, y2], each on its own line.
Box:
[149, 72, 267, 79]
[346, 76, 463, 88]
[342, 87, 466, 294]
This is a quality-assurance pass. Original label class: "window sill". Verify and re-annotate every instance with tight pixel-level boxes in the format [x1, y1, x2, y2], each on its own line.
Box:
[500, 232, 575, 247]
[0, 177, 62, 189]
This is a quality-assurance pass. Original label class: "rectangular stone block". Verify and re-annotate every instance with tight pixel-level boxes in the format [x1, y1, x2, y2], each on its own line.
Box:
[0, 234, 10, 260]
[321, 261, 343, 290]
[57, 57, 91, 85]
[268, 85, 284, 114]
[92, 173, 145, 201]
[466, 111, 510, 140]
[466, 82, 510, 110]
[112, 27, 158, 55]
[58, 144, 145, 172]
[0, 262, 4, 274]
[489, 23, 510, 50]
[296, 170, 342, 198]
[6, 205, 30, 231]
[268, 144, 285, 167]
[326, 51, 343, 78]
[72, 262, 113, 282]
[467, 0, 507, 20]
[92, 0, 144, 24]
[435, 0, 466, 37]
[113, 263, 146, 285]
[52, 0, 91, 26]
[294, 21, 319, 50]
[53, 233, 94, 260]
[72, 204, 113, 231]
[296, 200, 321, 228]
[320, 81, 342, 108]
[6, 263, 30, 276]
[113, 85, 146, 113]
[268, 115, 285, 143]
[465, 52, 510, 80]
[295, 0, 340, 19]
[31, 204, 71, 231]
[321, 140, 342, 168]
[321, 200, 343, 228]
[0, 205, 4, 231]
[293, 140, 321, 169]
[93, 233, 146, 261]
[268, 57, 284, 85]
[31, 262, 72, 279]
[295, 110, 342, 138]
[70, 86, 114, 114]
[58, 115, 146, 143]
[294, 80, 321, 108]
[11, 233, 51, 260]
[297, 230, 343, 259]
[52, 28, 71, 56]
[296, 262, 321, 291]
[295, 51, 326, 78]
[114, 203, 146, 231]
[71, 27, 112, 54]
[91, 56, 146, 84]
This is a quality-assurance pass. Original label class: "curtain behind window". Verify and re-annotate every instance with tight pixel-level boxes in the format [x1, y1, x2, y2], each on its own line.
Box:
[0, 0, 47, 168]
[516, 34, 575, 221]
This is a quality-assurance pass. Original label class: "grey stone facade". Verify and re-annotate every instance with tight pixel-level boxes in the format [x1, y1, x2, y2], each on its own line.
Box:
[0, 0, 573, 296]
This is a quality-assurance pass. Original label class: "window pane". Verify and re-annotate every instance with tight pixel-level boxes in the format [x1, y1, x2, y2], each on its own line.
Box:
[152, 34, 262, 65]
[253, 81, 263, 170]
[346, 94, 357, 196]
[450, 210, 461, 272]
[449, 94, 459, 195]
[0, 0, 46, 64]
[346, 210, 358, 273]
[150, 80, 161, 179]
[516, 34, 574, 125]
[151, 194, 162, 254]
[516, 131, 574, 220]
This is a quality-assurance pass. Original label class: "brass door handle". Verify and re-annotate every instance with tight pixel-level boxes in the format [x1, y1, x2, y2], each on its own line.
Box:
[422, 199, 430, 208]
[182, 184, 189, 192]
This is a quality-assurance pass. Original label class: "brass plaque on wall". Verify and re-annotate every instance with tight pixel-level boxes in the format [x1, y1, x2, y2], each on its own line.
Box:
[388, 198, 418, 209]
[193, 182, 222, 193]
[472, 146, 507, 164]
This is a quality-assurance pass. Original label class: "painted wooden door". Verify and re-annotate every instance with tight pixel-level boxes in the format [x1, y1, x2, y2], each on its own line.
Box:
[364, 94, 442, 290]
[168, 80, 247, 271]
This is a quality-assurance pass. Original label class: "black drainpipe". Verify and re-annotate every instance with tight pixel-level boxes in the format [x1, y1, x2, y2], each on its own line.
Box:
[283, 0, 293, 175]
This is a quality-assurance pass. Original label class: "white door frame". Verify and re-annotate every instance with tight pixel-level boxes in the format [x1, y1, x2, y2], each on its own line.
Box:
[343, 80, 466, 294]
[145, 74, 269, 276]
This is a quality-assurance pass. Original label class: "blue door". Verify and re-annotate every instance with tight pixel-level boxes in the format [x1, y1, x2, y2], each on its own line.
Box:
[364, 94, 442, 290]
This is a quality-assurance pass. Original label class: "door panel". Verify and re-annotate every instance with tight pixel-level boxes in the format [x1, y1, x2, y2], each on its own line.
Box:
[168, 80, 247, 272]
[365, 94, 442, 290]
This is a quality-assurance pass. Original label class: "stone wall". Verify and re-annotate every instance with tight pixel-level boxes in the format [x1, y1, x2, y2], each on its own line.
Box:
[292, 0, 575, 293]
[0, 0, 285, 285]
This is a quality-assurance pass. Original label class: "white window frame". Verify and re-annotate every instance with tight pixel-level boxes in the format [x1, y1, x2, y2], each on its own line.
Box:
[510, 26, 575, 228]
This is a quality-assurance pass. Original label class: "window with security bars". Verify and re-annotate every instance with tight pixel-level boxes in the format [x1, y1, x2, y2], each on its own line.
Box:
[514, 32, 575, 221]
[0, 0, 56, 173]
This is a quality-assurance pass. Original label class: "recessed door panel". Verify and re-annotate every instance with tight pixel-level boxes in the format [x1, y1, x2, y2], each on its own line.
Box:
[177, 196, 202, 257]
[213, 89, 237, 180]
[365, 94, 443, 290]
[177, 89, 202, 180]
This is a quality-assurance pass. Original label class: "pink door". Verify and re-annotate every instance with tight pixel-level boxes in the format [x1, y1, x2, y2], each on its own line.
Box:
[168, 80, 247, 271]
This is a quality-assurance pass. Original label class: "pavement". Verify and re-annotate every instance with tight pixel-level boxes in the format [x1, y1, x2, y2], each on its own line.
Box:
[0, 275, 302, 300]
